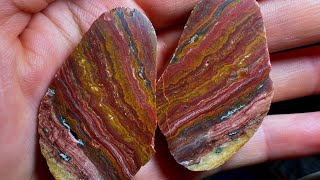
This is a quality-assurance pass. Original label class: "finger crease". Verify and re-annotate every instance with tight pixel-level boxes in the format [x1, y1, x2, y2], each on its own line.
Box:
[66, 2, 88, 36]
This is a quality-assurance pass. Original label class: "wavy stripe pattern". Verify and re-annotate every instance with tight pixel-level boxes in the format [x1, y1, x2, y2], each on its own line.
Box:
[38, 8, 157, 179]
[157, 0, 273, 170]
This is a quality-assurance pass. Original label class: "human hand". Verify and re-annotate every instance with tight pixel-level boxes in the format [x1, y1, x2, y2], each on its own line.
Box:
[0, 0, 319, 179]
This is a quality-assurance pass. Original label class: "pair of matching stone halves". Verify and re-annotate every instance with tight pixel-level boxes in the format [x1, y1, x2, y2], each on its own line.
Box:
[38, 0, 273, 179]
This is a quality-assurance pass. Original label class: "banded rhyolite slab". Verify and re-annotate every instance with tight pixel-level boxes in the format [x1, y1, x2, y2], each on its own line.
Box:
[157, 0, 273, 171]
[38, 8, 157, 179]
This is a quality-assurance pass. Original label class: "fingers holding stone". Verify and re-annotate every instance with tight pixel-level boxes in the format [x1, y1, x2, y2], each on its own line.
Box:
[135, 111, 320, 179]
[17, 0, 142, 101]
[226, 112, 320, 168]
[196, 112, 320, 179]
[139, 0, 320, 52]
[271, 45, 320, 102]
[154, 0, 320, 78]
[20, 0, 141, 57]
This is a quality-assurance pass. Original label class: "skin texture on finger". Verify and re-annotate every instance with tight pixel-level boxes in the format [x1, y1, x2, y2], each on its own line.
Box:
[260, 0, 320, 52]
[12, 0, 55, 13]
[134, 112, 320, 180]
[270, 45, 320, 102]
[0, 69, 36, 180]
[0, 1, 57, 179]
[0, 1, 50, 38]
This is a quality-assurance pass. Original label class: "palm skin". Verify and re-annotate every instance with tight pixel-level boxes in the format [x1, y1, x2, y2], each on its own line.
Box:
[0, 0, 319, 179]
